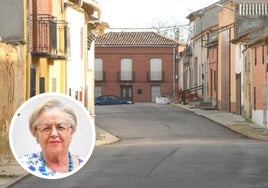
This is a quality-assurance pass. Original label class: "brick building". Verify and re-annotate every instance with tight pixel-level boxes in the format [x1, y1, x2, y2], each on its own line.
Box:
[94, 32, 181, 103]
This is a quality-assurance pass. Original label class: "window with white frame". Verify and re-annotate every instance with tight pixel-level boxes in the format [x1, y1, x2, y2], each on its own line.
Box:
[94, 58, 103, 81]
[121, 58, 132, 81]
[94, 86, 102, 98]
[150, 58, 162, 81]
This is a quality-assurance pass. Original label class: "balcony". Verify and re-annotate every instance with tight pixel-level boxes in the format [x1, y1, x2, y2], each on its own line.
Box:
[30, 14, 69, 58]
[147, 71, 164, 82]
[95, 71, 105, 81]
[117, 71, 135, 82]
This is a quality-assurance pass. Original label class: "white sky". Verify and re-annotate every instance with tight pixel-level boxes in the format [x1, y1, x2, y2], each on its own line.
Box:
[98, 0, 220, 29]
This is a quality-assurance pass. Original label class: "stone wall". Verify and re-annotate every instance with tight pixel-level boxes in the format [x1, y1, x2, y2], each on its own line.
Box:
[0, 42, 25, 162]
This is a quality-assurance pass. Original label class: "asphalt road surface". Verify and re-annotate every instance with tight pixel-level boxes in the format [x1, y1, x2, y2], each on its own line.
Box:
[10, 103, 268, 188]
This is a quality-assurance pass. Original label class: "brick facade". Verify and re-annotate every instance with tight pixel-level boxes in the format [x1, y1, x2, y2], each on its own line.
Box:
[252, 45, 267, 110]
[95, 32, 179, 103]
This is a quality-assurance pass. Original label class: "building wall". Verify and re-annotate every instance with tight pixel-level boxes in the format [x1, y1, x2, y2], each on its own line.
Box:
[95, 46, 176, 102]
[193, 6, 221, 35]
[235, 43, 244, 115]
[208, 46, 217, 106]
[192, 38, 207, 100]
[251, 44, 268, 127]
[242, 48, 252, 119]
[230, 27, 236, 113]
[217, 1, 236, 112]
[190, 5, 221, 103]
[235, 4, 268, 38]
[87, 41, 96, 117]
[0, 0, 25, 42]
[65, 5, 86, 102]
[30, 0, 67, 96]
[251, 45, 266, 110]
[31, 0, 51, 14]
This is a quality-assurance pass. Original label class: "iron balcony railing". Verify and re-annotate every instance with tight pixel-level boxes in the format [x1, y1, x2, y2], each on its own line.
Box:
[147, 71, 164, 82]
[30, 14, 69, 57]
[95, 71, 105, 81]
[181, 85, 203, 105]
[117, 71, 135, 82]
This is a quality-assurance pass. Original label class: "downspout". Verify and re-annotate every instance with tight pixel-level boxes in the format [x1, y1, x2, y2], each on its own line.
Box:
[216, 46, 218, 108]
[27, 0, 33, 98]
[229, 28, 231, 112]
[264, 75, 267, 128]
[173, 47, 176, 96]
[263, 43, 268, 128]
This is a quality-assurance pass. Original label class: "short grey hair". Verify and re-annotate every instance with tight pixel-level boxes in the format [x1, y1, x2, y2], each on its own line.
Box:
[29, 98, 77, 137]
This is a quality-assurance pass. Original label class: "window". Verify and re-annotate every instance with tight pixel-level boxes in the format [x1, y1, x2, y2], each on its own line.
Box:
[64, 25, 70, 57]
[255, 47, 257, 65]
[254, 87, 256, 111]
[121, 58, 132, 81]
[150, 58, 162, 81]
[262, 45, 265, 64]
[95, 58, 103, 81]
[49, 21, 57, 50]
[94, 86, 102, 98]
[214, 70, 217, 92]
[52, 78, 57, 92]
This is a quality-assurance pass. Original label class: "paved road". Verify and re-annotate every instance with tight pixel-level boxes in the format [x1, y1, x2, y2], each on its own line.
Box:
[10, 103, 268, 188]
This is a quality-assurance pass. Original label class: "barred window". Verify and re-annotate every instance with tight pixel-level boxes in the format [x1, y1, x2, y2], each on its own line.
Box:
[94, 58, 103, 81]
[150, 58, 162, 81]
[121, 58, 132, 81]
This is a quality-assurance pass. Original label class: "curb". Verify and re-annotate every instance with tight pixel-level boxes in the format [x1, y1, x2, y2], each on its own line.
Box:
[95, 125, 120, 146]
[1, 126, 120, 188]
[172, 103, 268, 141]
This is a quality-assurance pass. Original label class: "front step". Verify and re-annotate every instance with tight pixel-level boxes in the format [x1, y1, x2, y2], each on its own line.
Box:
[188, 101, 218, 110]
[199, 102, 218, 110]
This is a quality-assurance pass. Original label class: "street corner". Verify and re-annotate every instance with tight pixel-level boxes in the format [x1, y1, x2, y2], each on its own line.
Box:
[95, 126, 120, 146]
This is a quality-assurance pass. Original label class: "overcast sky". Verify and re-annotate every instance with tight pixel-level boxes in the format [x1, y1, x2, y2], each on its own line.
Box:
[98, 0, 220, 29]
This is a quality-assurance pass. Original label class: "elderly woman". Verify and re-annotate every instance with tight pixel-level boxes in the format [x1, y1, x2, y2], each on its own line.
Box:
[20, 99, 83, 177]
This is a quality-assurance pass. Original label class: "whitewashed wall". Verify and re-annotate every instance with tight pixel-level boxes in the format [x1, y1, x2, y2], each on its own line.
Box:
[66, 6, 86, 102]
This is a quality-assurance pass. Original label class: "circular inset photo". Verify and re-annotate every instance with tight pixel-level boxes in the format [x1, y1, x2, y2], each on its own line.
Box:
[9, 93, 96, 179]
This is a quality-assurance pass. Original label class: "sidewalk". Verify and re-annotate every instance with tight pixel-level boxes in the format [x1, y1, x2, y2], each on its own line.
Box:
[173, 103, 268, 141]
[0, 126, 119, 188]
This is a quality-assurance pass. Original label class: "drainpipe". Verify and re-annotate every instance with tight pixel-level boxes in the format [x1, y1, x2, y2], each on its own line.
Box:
[264, 46, 268, 128]
[26, 0, 32, 98]
[173, 47, 176, 96]
[264, 79, 267, 128]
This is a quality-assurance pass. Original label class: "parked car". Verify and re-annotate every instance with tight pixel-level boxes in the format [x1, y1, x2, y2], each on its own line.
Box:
[95, 95, 134, 105]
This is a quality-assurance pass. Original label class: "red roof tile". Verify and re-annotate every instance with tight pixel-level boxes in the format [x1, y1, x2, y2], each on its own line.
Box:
[95, 32, 179, 47]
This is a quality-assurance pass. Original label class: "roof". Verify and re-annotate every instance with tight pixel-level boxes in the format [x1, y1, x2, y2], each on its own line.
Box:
[95, 32, 179, 48]
[186, 0, 227, 21]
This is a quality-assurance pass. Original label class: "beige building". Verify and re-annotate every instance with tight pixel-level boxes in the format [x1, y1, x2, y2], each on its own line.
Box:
[217, 1, 236, 113]
[28, 0, 106, 119]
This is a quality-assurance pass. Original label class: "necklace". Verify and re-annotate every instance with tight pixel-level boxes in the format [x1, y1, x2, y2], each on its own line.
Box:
[40, 151, 73, 175]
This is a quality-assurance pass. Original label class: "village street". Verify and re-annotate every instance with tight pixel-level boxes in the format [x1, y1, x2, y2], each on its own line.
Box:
[10, 103, 268, 188]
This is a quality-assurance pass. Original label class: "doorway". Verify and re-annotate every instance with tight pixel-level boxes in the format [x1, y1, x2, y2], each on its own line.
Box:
[151, 86, 161, 102]
[121, 86, 133, 101]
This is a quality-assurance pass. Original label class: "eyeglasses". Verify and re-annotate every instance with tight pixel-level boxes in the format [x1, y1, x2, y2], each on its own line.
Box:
[37, 122, 71, 135]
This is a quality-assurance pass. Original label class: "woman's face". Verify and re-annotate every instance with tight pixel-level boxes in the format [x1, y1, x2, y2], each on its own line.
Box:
[36, 108, 73, 156]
